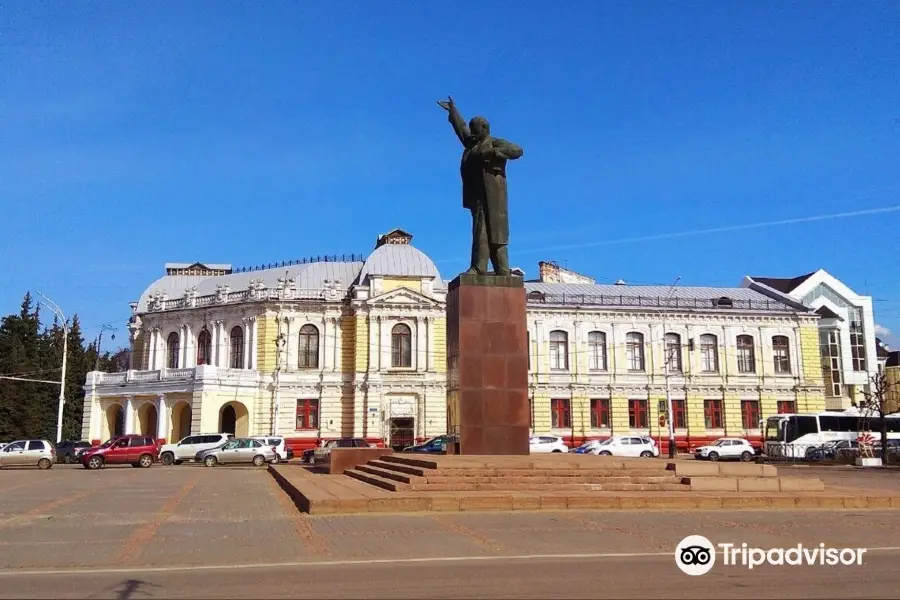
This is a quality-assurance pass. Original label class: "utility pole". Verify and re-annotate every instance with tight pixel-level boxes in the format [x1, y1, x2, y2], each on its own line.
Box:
[272, 273, 288, 436]
[94, 324, 117, 371]
[37, 291, 67, 444]
[658, 277, 681, 459]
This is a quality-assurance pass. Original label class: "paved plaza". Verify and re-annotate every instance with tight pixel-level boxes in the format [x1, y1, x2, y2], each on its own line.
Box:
[2, 464, 900, 597]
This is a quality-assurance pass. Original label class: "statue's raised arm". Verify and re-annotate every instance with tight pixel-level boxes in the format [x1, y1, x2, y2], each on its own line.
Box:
[437, 96, 473, 147]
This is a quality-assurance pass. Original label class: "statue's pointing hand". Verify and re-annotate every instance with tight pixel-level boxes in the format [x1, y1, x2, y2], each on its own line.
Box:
[437, 96, 454, 112]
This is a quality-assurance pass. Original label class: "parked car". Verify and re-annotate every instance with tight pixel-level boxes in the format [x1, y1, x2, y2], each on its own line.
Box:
[0, 440, 55, 469]
[159, 433, 233, 466]
[80, 435, 159, 470]
[572, 439, 607, 455]
[302, 438, 371, 464]
[594, 436, 659, 458]
[200, 438, 277, 467]
[693, 437, 756, 462]
[251, 436, 291, 463]
[529, 436, 569, 453]
[55, 440, 92, 464]
[403, 435, 457, 453]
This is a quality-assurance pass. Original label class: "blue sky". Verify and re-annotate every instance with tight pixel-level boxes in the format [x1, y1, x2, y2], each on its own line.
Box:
[2, 2, 899, 347]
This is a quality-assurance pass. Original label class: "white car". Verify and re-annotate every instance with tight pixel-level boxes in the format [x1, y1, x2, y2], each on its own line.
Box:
[595, 436, 659, 458]
[529, 436, 569, 453]
[693, 437, 756, 462]
[159, 433, 233, 466]
[251, 436, 290, 463]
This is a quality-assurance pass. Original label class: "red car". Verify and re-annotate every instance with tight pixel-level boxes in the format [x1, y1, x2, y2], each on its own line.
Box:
[80, 435, 160, 470]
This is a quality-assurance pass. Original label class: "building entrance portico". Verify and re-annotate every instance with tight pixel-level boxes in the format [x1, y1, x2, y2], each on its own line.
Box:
[386, 395, 417, 450]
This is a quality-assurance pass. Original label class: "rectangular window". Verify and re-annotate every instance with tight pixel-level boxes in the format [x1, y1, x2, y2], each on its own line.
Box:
[777, 400, 796, 414]
[551, 398, 571, 428]
[737, 335, 756, 373]
[850, 321, 866, 371]
[772, 336, 791, 374]
[628, 399, 648, 429]
[296, 399, 319, 430]
[590, 399, 610, 428]
[820, 330, 843, 397]
[700, 335, 718, 373]
[741, 400, 760, 430]
[704, 399, 724, 429]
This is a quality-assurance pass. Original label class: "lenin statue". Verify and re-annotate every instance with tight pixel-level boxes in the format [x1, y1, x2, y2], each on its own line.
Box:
[437, 96, 523, 276]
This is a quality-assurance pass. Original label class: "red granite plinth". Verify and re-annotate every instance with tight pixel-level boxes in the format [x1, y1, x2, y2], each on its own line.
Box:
[446, 274, 529, 455]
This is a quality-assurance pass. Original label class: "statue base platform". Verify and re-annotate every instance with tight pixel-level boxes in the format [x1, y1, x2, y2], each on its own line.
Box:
[446, 273, 529, 455]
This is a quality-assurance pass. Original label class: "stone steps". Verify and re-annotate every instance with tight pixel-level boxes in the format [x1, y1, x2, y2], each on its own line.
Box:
[356, 464, 424, 484]
[423, 475, 682, 485]
[409, 482, 691, 492]
[346, 469, 407, 492]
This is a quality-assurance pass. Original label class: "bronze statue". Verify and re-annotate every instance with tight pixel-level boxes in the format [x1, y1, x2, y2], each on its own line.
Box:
[437, 96, 523, 276]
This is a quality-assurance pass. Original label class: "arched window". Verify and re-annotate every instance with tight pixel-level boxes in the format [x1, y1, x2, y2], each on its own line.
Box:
[196, 328, 212, 365]
[773, 335, 791, 374]
[549, 330, 569, 371]
[298, 324, 320, 369]
[626, 332, 645, 371]
[391, 323, 412, 368]
[166, 332, 180, 369]
[588, 331, 607, 371]
[230, 326, 245, 369]
[700, 334, 718, 373]
[737, 335, 756, 373]
[665, 333, 682, 372]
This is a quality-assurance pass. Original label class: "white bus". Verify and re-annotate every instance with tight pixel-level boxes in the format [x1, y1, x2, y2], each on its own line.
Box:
[764, 411, 900, 458]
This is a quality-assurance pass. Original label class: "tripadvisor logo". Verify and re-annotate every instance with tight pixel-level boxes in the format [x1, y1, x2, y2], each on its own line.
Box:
[675, 536, 867, 575]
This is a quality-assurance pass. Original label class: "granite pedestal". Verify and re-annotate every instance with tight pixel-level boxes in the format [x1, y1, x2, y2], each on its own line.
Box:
[446, 274, 529, 455]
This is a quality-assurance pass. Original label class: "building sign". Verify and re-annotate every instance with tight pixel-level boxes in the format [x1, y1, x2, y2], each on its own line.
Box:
[390, 397, 416, 418]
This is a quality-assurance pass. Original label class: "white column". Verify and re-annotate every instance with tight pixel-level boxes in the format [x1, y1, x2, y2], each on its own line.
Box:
[573, 320, 582, 376]
[322, 317, 331, 371]
[369, 315, 379, 372]
[380, 317, 390, 371]
[334, 316, 343, 372]
[212, 321, 221, 367]
[416, 316, 426, 371]
[148, 329, 156, 370]
[243, 319, 251, 370]
[284, 317, 293, 371]
[156, 394, 168, 441]
[425, 316, 433, 372]
[184, 324, 194, 368]
[124, 396, 135, 434]
[250, 317, 258, 369]
[534, 320, 544, 375]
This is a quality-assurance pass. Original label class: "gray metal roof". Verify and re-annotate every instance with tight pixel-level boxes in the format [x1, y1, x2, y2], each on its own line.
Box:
[356, 243, 443, 285]
[524, 282, 806, 313]
[136, 261, 364, 312]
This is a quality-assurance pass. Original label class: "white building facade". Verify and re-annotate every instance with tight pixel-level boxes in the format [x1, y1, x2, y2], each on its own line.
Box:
[743, 270, 878, 410]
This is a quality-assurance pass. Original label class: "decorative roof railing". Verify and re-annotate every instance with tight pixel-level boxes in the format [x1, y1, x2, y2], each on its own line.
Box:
[231, 254, 364, 273]
[148, 287, 341, 312]
[526, 293, 799, 313]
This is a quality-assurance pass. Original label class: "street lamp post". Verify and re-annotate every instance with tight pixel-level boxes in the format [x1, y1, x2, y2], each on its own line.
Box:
[655, 277, 681, 459]
[37, 291, 67, 444]
[94, 324, 117, 372]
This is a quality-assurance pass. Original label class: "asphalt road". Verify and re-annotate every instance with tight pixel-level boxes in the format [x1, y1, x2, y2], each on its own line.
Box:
[0, 551, 896, 599]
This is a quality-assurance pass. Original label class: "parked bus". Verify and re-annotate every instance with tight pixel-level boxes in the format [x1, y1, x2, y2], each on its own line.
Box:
[764, 411, 900, 458]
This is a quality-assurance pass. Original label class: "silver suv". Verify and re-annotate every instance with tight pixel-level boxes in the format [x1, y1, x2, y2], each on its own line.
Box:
[0, 440, 55, 469]
[159, 433, 233, 465]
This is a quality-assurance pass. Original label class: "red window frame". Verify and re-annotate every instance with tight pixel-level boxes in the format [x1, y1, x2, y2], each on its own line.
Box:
[296, 399, 319, 430]
[741, 400, 760, 430]
[590, 399, 610, 428]
[704, 399, 723, 429]
[629, 399, 648, 428]
[551, 398, 571, 428]
[777, 400, 796, 414]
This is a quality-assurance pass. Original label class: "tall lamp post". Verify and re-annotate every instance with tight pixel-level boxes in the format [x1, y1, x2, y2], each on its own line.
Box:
[654, 277, 681, 459]
[37, 291, 68, 444]
[94, 324, 117, 371]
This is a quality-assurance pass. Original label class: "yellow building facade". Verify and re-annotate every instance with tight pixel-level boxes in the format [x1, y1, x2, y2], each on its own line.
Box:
[82, 230, 828, 453]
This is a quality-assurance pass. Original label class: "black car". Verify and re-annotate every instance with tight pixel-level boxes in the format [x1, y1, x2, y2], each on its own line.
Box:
[301, 438, 370, 464]
[403, 435, 457, 453]
[55, 440, 92, 464]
